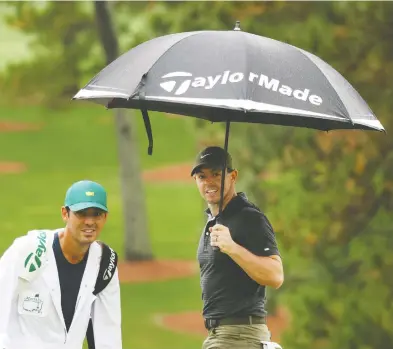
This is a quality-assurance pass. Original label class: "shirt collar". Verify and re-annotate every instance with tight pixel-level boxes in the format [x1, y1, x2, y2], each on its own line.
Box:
[204, 192, 249, 219]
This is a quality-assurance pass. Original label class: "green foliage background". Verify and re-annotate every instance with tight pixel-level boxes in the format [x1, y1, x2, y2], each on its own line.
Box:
[1, 2, 392, 348]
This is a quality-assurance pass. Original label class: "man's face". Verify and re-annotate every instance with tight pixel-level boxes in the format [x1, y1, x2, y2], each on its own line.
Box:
[194, 167, 237, 205]
[61, 207, 108, 245]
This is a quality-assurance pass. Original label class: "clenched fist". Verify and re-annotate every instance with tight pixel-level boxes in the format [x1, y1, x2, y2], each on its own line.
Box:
[209, 224, 237, 254]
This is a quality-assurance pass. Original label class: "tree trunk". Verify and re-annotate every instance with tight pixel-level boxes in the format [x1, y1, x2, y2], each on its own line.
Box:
[114, 110, 153, 260]
[94, 1, 153, 260]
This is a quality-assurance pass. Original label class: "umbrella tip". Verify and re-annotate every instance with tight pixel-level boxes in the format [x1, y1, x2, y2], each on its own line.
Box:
[234, 20, 241, 31]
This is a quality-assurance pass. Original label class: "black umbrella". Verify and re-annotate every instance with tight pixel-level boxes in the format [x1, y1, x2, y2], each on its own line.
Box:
[73, 22, 385, 214]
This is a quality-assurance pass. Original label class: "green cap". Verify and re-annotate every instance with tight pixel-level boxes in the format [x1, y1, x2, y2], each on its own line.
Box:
[64, 180, 108, 212]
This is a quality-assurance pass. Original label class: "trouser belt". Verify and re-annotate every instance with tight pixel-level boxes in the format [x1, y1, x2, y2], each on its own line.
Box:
[204, 315, 266, 329]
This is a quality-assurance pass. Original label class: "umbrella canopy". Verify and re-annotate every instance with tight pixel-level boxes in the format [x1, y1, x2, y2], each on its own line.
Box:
[74, 23, 384, 135]
[73, 22, 385, 215]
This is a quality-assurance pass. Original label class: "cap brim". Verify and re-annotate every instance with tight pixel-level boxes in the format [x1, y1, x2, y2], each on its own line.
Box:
[68, 202, 108, 212]
[191, 162, 230, 176]
[191, 164, 202, 176]
[191, 162, 213, 176]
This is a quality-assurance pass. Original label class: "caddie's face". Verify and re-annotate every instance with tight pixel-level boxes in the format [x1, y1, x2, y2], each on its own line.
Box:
[194, 167, 237, 205]
[62, 207, 108, 245]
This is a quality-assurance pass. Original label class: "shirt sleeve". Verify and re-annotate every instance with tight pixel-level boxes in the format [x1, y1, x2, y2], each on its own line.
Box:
[0, 239, 21, 345]
[91, 267, 122, 349]
[240, 209, 281, 257]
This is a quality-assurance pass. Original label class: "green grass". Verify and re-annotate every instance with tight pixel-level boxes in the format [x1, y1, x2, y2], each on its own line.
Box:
[120, 278, 203, 349]
[0, 104, 206, 348]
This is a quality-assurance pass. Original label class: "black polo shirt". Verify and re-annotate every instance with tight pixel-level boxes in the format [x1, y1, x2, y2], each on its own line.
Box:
[197, 192, 280, 319]
[53, 232, 89, 331]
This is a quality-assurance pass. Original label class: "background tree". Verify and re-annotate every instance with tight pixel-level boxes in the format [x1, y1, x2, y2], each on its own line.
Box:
[2, 1, 153, 260]
[94, 1, 152, 260]
[2, 2, 393, 347]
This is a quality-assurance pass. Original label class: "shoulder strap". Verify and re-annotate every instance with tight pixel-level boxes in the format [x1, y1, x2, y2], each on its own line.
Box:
[87, 242, 118, 349]
[93, 241, 118, 295]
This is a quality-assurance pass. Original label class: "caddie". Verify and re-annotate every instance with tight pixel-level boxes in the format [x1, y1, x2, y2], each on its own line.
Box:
[0, 180, 122, 349]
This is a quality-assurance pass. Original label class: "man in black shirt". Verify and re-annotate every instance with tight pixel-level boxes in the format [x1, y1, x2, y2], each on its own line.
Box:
[192, 146, 284, 349]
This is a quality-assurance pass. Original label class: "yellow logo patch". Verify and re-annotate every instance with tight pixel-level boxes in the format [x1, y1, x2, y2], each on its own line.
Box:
[86, 191, 95, 196]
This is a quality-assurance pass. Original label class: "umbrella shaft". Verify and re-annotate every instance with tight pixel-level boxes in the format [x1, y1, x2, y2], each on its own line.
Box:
[219, 121, 231, 215]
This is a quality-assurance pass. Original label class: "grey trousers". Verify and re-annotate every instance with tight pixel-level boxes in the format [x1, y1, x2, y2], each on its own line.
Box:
[202, 324, 271, 349]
